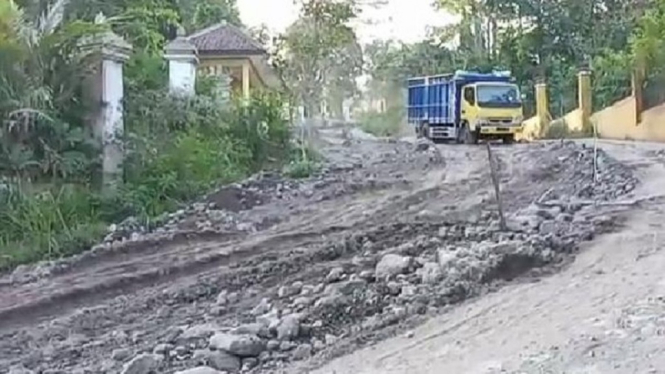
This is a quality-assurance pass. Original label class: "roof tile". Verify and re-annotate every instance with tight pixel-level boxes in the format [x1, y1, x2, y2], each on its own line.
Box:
[187, 22, 265, 55]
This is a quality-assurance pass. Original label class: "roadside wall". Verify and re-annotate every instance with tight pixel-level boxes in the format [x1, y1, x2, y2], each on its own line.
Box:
[592, 96, 665, 141]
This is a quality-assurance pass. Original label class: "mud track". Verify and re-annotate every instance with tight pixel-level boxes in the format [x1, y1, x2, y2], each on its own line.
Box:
[0, 130, 640, 374]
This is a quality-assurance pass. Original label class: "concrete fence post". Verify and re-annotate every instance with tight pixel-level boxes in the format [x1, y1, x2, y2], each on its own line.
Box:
[578, 66, 592, 133]
[632, 66, 644, 125]
[86, 29, 132, 196]
[535, 78, 550, 137]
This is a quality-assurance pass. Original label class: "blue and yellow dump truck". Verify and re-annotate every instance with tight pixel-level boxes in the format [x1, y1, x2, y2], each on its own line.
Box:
[407, 70, 524, 144]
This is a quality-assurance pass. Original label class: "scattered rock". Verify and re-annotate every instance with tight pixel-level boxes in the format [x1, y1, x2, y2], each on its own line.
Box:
[112, 348, 132, 361]
[181, 324, 219, 341]
[8, 365, 35, 374]
[278, 282, 303, 298]
[205, 350, 242, 372]
[280, 340, 297, 351]
[375, 254, 412, 279]
[209, 333, 266, 357]
[241, 357, 259, 370]
[251, 298, 272, 316]
[232, 323, 270, 339]
[324, 279, 367, 295]
[174, 367, 222, 374]
[326, 267, 345, 283]
[292, 344, 313, 360]
[215, 290, 230, 305]
[417, 262, 441, 284]
[324, 334, 338, 345]
[266, 340, 280, 351]
[153, 344, 173, 355]
[277, 314, 301, 341]
[437, 249, 456, 269]
[121, 354, 161, 374]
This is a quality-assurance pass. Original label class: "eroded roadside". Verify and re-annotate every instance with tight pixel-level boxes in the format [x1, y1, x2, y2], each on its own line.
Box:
[0, 131, 638, 374]
[309, 139, 665, 374]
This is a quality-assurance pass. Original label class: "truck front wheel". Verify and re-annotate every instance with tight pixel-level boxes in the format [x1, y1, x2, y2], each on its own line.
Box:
[461, 123, 478, 144]
[416, 123, 429, 139]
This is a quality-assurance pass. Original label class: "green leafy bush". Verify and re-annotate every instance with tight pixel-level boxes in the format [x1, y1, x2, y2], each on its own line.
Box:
[358, 107, 405, 137]
[0, 88, 292, 271]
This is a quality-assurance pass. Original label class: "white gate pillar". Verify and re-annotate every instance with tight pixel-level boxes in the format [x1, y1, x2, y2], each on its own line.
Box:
[165, 29, 198, 95]
[95, 30, 132, 195]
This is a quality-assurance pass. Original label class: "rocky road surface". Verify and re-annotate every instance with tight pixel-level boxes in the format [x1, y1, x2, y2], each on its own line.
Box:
[0, 129, 647, 374]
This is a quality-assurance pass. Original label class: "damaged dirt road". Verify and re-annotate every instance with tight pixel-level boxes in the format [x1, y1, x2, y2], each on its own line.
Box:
[0, 129, 654, 374]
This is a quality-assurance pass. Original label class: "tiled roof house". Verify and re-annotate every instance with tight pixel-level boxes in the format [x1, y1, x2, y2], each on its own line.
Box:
[165, 21, 279, 97]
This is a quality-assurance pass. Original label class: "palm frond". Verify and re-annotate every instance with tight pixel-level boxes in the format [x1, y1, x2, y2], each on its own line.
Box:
[38, 0, 69, 35]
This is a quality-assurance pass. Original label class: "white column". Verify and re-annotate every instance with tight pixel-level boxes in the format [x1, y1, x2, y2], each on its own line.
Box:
[165, 36, 198, 95]
[96, 31, 132, 195]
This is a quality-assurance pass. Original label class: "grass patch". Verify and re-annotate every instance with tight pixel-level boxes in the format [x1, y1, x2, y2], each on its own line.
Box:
[0, 184, 109, 269]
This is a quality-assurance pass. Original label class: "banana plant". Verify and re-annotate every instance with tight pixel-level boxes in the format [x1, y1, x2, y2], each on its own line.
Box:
[0, 0, 105, 180]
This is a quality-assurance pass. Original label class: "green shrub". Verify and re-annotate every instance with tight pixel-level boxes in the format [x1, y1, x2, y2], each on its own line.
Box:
[283, 143, 321, 178]
[226, 92, 292, 168]
[0, 88, 293, 271]
[358, 107, 405, 137]
[123, 130, 251, 218]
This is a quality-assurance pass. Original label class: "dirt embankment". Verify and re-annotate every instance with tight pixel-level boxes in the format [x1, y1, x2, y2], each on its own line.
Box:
[0, 130, 637, 374]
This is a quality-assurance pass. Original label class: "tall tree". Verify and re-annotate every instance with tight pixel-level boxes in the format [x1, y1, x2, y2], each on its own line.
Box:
[275, 0, 360, 117]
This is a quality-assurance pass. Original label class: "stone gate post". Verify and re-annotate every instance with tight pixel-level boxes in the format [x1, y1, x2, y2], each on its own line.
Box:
[94, 30, 132, 195]
[165, 29, 198, 95]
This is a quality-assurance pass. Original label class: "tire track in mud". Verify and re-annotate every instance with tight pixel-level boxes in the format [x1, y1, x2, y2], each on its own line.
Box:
[0, 176, 433, 332]
[0, 225, 354, 332]
[0, 142, 458, 331]
[0, 143, 558, 333]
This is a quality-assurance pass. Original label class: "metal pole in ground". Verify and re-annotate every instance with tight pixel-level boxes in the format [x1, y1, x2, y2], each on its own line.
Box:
[593, 120, 598, 184]
[486, 143, 507, 230]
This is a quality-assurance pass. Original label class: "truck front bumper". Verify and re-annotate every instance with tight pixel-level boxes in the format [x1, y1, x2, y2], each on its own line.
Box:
[479, 124, 523, 135]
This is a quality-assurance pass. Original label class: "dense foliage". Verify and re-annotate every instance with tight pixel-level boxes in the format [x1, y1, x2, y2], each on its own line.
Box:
[0, 0, 296, 271]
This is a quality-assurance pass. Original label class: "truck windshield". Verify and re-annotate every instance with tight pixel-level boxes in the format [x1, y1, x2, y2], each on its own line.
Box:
[477, 85, 521, 108]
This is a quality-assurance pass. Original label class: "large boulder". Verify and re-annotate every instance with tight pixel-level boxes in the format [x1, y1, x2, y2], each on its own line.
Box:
[277, 314, 301, 341]
[196, 350, 241, 372]
[375, 254, 412, 279]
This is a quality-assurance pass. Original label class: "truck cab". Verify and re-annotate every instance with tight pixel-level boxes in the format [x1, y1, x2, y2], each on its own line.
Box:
[460, 81, 523, 143]
[407, 71, 525, 144]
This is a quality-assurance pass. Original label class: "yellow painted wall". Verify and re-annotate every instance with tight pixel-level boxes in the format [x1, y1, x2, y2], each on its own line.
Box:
[640, 104, 665, 141]
[563, 109, 583, 132]
[592, 97, 636, 139]
[517, 115, 540, 142]
[579, 95, 665, 142]
[198, 57, 265, 92]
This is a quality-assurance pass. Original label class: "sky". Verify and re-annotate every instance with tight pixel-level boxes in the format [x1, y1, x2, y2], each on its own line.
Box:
[237, 0, 455, 44]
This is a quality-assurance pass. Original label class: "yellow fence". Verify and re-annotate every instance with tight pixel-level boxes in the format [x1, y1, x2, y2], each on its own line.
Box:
[525, 66, 665, 143]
